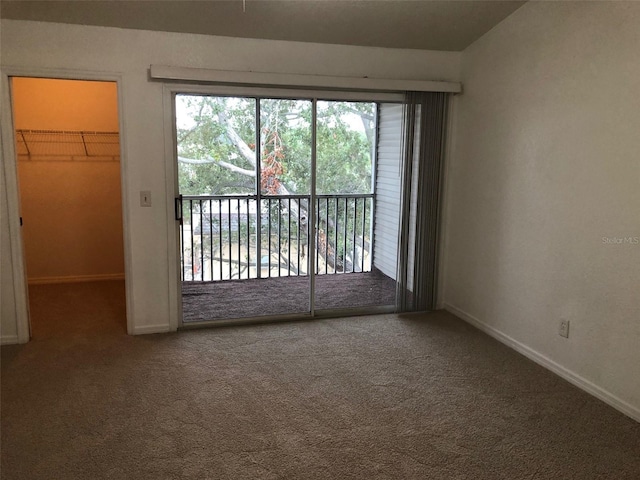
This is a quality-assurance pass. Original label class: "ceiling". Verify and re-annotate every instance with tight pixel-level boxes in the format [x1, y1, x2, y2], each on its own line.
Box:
[0, 1, 526, 51]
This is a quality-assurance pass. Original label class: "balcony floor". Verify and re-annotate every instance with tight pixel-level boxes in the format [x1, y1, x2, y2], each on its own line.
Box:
[182, 269, 396, 323]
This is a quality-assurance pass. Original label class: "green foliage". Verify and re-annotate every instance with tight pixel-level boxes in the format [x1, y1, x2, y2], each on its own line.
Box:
[176, 95, 375, 196]
[177, 96, 256, 195]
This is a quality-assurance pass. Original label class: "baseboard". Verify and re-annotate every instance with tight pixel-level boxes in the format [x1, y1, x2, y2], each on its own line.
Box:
[28, 273, 125, 285]
[444, 303, 640, 423]
[1, 334, 20, 345]
[133, 324, 172, 335]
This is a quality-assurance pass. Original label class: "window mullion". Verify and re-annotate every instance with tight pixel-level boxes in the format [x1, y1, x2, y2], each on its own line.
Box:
[309, 98, 318, 316]
[255, 98, 262, 279]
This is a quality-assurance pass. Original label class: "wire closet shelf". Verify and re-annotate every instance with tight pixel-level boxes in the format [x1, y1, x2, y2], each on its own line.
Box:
[15, 129, 120, 161]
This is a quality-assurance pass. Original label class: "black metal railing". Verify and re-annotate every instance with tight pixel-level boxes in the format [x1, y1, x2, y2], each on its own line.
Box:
[178, 194, 373, 281]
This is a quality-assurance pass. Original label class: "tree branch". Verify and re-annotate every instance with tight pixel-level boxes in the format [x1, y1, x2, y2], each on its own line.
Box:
[178, 156, 255, 177]
[216, 109, 256, 166]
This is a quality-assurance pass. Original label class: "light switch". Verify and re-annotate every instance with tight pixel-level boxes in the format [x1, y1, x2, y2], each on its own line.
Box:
[140, 191, 152, 207]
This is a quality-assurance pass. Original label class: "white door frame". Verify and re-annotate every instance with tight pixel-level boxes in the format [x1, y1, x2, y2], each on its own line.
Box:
[162, 85, 181, 331]
[0, 66, 135, 339]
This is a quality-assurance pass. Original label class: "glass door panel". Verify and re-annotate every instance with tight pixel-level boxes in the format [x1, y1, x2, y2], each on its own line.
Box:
[256, 98, 313, 316]
[176, 94, 313, 323]
[314, 101, 396, 312]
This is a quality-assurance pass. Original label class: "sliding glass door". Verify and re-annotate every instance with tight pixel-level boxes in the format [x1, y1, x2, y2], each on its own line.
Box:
[174, 92, 403, 325]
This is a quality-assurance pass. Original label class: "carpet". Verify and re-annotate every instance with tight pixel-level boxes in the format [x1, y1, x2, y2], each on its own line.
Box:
[1, 281, 639, 479]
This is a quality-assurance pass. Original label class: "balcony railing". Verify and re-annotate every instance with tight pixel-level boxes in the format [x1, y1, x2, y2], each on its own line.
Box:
[178, 194, 373, 282]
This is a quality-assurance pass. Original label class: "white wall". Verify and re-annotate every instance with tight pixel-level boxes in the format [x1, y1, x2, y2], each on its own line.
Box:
[18, 160, 125, 282]
[0, 19, 461, 337]
[444, 2, 640, 420]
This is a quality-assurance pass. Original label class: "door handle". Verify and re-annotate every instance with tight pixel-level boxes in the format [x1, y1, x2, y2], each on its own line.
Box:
[174, 196, 183, 222]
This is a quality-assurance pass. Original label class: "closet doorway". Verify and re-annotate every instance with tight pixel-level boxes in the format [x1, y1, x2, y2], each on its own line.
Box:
[11, 77, 127, 337]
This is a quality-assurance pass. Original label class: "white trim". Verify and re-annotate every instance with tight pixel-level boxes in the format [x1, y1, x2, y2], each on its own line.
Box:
[1, 68, 31, 344]
[133, 324, 172, 335]
[1, 335, 20, 346]
[0, 66, 135, 338]
[163, 85, 181, 332]
[28, 273, 125, 285]
[150, 65, 460, 96]
[444, 303, 640, 423]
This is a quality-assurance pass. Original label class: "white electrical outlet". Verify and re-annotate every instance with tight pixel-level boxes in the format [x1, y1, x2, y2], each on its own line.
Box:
[140, 191, 152, 207]
[559, 320, 570, 338]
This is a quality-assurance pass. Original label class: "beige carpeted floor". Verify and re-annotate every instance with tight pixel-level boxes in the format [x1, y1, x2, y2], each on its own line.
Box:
[1, 281, 638, 479]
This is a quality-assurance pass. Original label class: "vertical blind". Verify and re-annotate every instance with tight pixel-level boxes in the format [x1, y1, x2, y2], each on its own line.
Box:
[397, 92, 450, 312]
